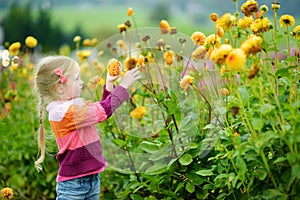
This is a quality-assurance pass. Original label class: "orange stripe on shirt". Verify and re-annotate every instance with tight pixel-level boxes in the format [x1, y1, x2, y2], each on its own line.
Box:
[50, 102, 107, 138]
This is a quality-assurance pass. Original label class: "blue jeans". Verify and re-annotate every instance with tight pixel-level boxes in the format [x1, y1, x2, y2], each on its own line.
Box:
[56, 174, 100, 200]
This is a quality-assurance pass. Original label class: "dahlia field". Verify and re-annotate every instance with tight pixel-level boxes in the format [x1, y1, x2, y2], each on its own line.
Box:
[1, 1, 299, 199]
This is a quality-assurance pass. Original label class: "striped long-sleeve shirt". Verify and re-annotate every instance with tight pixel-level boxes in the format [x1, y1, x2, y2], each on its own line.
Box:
[46, 85, 129, 182]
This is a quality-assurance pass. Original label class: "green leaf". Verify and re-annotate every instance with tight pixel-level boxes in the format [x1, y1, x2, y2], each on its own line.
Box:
[175, 182, 185, 193]
[256, 167, 267, 181]
[179, 154, 193, 166]
[262, 189, 288, 200]
[179, 115, 194, 131]
[273, 157, 287, 164]
[238, 87, 249, 103]
[196, 169, 214, 176]
[145, 163, 167, 175]
[292, 164, 300, 179]
[185, 182, 195, 193]
[203, 183, 215, 190]
[149, 150, 168, 161]
[252, 117, 263, 131]
[260, 103, 274, 114]
[217, 193, 228, 200]
[236, 157, 246, 181]
[139, 141, 159, 153]
[114, 139, 126, 147]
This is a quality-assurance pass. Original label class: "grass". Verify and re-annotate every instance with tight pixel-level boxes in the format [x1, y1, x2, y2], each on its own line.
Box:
[50, 4, 205, 39]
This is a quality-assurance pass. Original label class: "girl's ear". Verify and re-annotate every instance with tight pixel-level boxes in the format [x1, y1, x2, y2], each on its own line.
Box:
[55, 84, 64, 95]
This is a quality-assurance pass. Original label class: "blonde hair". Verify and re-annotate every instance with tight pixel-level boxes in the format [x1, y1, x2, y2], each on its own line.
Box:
[34, 55, 77, 171]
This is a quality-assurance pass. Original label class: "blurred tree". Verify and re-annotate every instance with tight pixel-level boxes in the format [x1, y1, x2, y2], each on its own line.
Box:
[2, 2, 34, 45]
[34, 6, 65, 52]
[149, 2, 171, 23]
[1, 2, 67, 52]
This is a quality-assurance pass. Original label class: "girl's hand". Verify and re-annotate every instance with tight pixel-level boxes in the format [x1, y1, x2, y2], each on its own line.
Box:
[106, 70, 121, 92]
[119, 68, 141, 89]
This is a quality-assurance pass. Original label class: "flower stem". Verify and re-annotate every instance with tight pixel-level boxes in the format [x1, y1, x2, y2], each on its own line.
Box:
[126, 149, 141, 182]
[272, 0, 279, 64]
[260, 150, 278, 189]
[286, 26, 290, 58]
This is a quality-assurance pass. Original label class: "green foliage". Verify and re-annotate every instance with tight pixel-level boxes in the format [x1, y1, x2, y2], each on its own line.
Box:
[0, 58, 58, 199]
[1, 2, 76, 52]
[0, 1, 300, 199]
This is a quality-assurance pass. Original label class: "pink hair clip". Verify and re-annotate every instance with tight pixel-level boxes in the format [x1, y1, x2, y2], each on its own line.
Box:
[54, 68, 68, 84]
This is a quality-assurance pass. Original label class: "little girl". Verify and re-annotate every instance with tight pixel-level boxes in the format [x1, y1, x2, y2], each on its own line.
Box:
[34, 55, 140, 199]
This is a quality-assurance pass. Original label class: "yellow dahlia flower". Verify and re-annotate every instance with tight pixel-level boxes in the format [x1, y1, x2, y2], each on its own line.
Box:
[107, 58, 122, 76]
[241, 0, 258, 17]
[8, 42, 21, 56]
[116, 39, 126, 50]
[292, 25, 300, 40]
[238, 16, 254, 30]
[118, 24, 127, 33]
[211, 44, 233, 65]
[82, 39, 92, 47]
[225, 48, 246, 71]
[1, 187, 13, 200]
[163, 50, 175, 65]
[216, 13, 236, 31]
[210, 13, 218, 22]
[220, 66, 227, 76]
[76, 50, 92, 61]
[25, 36, 38, 48]
[217, 27, 225, 38]
[220, 88, 230, 96]
[125, 57, 138, 70]
[191, 31, 206, 46]
[127, 7, 134, 16]
[240, 35, 263, 56]
[179, 75, 194, 93]
[260, 5, 269, 13]
[250, 17, 271, 34]
[248, 64, 259, 79]
[130, 106, 146, 120]
[271, 3, 280, 11]
[191, 46, 206, 62]
[279, 14, 295, 27]
[204, 34, 221, 50]
[73, 35, 81, 43]
[160, 20, 171, 34]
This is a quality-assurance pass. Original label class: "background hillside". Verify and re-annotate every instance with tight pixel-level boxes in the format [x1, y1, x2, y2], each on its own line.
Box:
[0, 0, 299, 51]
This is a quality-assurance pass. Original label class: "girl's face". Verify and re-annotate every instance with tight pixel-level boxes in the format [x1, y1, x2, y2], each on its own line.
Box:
[62, 63, 83, 100]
